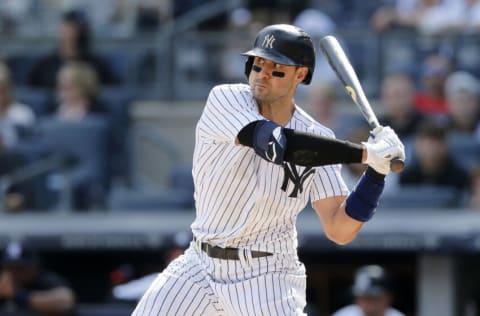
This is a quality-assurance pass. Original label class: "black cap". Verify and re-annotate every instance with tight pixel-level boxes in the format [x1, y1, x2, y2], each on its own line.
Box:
[352, 265, 391, 297]
[2, 241, 39, 266]
[242, 24, 315, 84]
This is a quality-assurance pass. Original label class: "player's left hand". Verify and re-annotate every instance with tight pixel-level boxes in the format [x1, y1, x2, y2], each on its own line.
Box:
[362, 126, 405, 175]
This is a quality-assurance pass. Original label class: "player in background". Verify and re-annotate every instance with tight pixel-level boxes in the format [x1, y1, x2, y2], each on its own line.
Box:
[332, 265, 405, 316]
[0, 241, 75, 316]
[132, 24, 405, 316]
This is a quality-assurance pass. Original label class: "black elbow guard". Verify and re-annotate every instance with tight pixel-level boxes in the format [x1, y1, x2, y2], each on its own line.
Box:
[238, 120, 363, 167]
[237, 120, 286, 165]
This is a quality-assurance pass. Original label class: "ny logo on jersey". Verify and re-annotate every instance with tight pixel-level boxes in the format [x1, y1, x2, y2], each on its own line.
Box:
[262, 34, 275, 49]
[281, 162, 315, 198]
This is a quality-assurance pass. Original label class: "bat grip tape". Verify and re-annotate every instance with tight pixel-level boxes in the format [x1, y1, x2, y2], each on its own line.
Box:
[345, 168, 385, 222]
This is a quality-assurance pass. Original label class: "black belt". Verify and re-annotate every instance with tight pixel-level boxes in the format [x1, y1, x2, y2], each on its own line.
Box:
[195, 238, 272, 260]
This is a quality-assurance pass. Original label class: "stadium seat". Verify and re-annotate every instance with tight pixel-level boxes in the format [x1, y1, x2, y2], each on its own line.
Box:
[455, 35, 480, 77]
[108, 188, 193, 211]
[170, 164, 194, 196]
[98, 86, 135, 184]
[108, 164, 194, 211]
[99, 49, 148, 86]
[380, 30, 419, 78]
[448, 133, 480, 171]
[76, 303, 134, 316]
[35, 115, 110, 210]
[15, 86, 52, 116]
[5, 54, 39, 85]
[380, 185, 461, 209]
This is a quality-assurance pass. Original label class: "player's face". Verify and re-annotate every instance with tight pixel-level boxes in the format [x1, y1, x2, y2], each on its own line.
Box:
[249, 57, 306, 104]
[355, 293, 391, 316]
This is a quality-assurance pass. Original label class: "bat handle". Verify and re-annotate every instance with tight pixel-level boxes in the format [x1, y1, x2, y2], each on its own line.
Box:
[390, 157, 405, 173]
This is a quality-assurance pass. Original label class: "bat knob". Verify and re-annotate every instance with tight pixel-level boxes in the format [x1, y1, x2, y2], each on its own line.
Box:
[390, 158, 405, 173]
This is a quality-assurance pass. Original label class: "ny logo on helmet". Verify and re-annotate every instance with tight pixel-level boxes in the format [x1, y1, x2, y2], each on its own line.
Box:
[262, 34, 275, 49]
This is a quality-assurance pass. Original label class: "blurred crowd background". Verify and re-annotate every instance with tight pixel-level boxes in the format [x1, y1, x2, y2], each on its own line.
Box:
[0, 0, 479, 315]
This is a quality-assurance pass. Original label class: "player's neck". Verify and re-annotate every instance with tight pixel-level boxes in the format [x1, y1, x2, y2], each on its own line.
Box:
[257, 99, 295, 127]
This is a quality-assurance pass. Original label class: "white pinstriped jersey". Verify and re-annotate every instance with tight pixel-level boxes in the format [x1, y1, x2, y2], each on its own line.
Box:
[191, 83, 349, 255]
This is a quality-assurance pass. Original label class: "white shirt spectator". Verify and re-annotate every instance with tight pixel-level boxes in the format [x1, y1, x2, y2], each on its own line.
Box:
[0, 102, 35, 148]
[332, 304, 405, 316]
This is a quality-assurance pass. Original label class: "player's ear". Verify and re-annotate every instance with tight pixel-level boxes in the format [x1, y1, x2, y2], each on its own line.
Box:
[295, 67, 308, 83]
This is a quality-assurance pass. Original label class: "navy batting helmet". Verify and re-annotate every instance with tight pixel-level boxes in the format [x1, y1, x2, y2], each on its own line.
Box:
[242, 24, 316, 85]
[352, 265, 392, 297]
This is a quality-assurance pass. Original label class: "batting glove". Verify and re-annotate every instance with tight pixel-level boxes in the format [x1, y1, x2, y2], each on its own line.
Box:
[362, 126, 405, 175]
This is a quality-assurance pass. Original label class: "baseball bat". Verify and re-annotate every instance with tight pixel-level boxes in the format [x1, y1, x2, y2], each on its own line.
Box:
[319, 35, 404, 173]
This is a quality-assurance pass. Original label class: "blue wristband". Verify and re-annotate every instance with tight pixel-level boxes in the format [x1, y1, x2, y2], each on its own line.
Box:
[345, 171, 385, 222]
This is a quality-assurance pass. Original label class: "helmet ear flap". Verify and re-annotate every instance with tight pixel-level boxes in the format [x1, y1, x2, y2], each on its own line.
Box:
[303, 68, 313, 85]
[244, 57, 254, 81]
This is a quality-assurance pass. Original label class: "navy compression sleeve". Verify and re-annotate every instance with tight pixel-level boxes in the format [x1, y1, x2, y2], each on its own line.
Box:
[237, 120, 364, 167]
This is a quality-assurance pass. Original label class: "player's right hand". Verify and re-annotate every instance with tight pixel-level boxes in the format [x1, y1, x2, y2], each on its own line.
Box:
[362, 126, 405, 175]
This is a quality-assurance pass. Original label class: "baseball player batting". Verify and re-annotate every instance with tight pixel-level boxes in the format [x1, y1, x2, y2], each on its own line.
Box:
[132, 24, 405, 315]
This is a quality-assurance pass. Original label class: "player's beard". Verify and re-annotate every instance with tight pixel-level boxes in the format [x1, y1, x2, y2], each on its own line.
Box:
[252, 80, 296, 106]
[251, 81, 270, 100]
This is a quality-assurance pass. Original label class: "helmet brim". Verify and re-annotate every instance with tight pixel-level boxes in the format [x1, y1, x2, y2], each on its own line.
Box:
[241, 48, 300, 67]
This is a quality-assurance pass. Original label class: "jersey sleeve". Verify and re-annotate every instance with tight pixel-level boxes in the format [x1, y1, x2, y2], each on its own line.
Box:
[197, 85, 264, 143]
[310, 163, 349, 203]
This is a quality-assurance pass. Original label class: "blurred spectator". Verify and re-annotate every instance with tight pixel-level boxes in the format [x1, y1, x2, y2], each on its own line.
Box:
[293, 5, 344, 84]
[371, 0, 460, 35]
[436, 0, 480, 34]
[400, 120, 469, 194]
[0, 241, 75, 316]
[305, 80, 364, 138]
[48, 61, 110, 210]
[136, 0, 172, 33]
[466, 0, 480, 32]
[0, 63, 35, 147]
[111, 231, 191, 303]
[332, 265, 405, 316]
[341, 127, 369, 190]
[0, 63, 36, 212]
[27, 10, 120, 89]
[0, 0, 34, 35]
[469, 165, 480, 210]
[444, 71, 480, 137]
[60, 0, 137, 37]
[54, 61, 106, 120]
[307, 82, 341, 131]
[60, 0, 172, 36]
[379, 72, 425, 140]
[414, 53, 452, 116]
[174, 0, 209, 18]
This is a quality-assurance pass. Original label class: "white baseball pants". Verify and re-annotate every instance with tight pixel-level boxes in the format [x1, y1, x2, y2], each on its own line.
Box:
[132, 241, 307, 315]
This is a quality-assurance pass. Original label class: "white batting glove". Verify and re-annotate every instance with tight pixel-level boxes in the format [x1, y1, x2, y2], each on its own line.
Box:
[362, 126, 405, 175]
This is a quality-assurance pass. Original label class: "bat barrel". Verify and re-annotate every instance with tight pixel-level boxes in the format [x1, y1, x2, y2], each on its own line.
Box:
[319, 35, 405, 173]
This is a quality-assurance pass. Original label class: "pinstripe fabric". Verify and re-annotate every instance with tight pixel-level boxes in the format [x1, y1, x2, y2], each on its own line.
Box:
[191, 84, 348, 255]
[132, 83, 349, 315]
[132, 243, 307, 316]
[132, 245, 225, 316]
